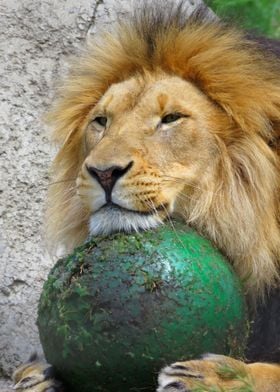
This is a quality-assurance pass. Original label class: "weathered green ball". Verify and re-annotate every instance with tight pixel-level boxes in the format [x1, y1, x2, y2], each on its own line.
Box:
[38, 222, 247, 392]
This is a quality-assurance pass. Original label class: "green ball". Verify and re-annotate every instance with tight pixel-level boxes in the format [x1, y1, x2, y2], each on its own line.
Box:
[38, 222, 247, 392]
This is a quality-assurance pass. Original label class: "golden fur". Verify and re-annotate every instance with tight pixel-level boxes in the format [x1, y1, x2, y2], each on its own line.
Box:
[46, 3, 280, 299]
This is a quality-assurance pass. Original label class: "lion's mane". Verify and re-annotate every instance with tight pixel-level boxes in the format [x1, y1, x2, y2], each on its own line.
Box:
[47, 2, 280, 297]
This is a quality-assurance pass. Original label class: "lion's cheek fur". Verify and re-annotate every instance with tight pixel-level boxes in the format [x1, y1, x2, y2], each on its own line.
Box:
[177, 136, 280, 296]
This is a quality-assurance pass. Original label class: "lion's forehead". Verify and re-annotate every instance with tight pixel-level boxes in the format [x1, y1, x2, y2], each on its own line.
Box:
[97, 73, 209, 117]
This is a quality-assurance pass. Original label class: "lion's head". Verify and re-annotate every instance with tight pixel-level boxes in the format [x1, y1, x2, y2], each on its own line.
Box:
[47, 3, 280, 297]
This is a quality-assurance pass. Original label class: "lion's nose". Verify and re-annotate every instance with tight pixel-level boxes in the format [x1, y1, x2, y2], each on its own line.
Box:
[86, 161, 133, 202]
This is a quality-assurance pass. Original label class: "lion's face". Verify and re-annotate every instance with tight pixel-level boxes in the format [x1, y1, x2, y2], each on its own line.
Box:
[77, 73, 222, 235]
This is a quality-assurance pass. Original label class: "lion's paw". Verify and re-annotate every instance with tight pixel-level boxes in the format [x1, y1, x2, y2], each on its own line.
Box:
[12, 353, 64, 392]
[157, 354, 252, 392]
[157, 361, 204, 392]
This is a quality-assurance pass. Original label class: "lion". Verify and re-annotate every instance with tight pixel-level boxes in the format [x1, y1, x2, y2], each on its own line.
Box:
[14, 2, 280, 391]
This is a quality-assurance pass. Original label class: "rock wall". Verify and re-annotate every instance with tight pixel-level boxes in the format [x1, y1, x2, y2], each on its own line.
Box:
[0, 0, 204, 378]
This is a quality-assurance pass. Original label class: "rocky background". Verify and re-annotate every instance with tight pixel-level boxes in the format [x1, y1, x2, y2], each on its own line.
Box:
[0, 0, 203, 387]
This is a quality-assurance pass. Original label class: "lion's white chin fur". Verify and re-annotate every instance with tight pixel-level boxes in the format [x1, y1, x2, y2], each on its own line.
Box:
[89, 205, 164, 236]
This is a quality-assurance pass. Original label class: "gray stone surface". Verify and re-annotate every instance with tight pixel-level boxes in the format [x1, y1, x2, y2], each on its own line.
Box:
[0, 0, 204, 379]
[0, 378, 12, 392]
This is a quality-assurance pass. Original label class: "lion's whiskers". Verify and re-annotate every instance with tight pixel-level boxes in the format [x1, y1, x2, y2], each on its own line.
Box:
[162, 175, 217, 196]
[48, 178, 76, 186]
[175, 191, 197, 203]
[138, 195, 160, 218]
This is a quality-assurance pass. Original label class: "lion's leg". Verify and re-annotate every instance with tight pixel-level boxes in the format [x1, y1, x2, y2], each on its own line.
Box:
[157, 354, 280, 392]
[13, 353, 280, 391]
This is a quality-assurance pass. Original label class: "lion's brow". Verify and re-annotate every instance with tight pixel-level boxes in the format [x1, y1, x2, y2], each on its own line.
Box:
[157, 93, 169, 113]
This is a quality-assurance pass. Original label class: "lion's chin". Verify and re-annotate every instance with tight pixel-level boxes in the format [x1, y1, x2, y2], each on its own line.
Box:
[89, 204, 164, 236]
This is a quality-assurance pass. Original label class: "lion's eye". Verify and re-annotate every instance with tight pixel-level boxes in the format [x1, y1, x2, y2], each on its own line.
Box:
[93, 116, 107, 127]
[161, 113, 183, 124]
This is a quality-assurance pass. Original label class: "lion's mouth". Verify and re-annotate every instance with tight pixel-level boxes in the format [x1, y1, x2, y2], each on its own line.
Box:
[89, 202, 166, 236]
[98, 202, 166, 216]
